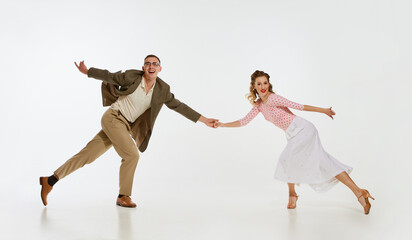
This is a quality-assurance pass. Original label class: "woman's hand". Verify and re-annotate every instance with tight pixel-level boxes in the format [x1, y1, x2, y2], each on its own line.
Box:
[323, 107, 335, 119]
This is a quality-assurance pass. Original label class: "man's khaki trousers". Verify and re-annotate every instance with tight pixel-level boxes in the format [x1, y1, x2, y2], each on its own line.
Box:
[54, 108, 139, 196]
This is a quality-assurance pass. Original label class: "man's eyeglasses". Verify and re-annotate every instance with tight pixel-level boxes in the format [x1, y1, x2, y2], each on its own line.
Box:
[144, 62, 161, 67]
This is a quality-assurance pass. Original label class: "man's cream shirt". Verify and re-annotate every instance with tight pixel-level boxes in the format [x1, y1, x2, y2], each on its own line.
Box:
[111, 77, 156, 123]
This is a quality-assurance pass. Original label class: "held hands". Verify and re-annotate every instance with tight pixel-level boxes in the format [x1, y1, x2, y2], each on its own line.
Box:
[214, 121, 223, 128]
[74, 60, 88, 75]
[199, 116, 219, 128]
[324, 107, 336, 119]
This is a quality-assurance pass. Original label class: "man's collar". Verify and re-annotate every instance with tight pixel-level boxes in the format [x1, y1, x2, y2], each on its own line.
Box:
[141, 77, 156, 92]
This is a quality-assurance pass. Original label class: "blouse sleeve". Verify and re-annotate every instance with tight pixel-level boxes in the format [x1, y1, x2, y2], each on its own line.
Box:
[271, 94, 304, 110]
[239, 104, 260, 126]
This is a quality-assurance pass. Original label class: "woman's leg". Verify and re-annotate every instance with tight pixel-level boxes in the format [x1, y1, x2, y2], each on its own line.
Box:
[287, 183, 298, 209]
[335, 171, 362, 196]
[335, 171, 374, 214]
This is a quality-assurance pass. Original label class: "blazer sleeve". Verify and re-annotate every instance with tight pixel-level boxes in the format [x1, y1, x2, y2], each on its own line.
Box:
[88, 67, 138, 87]
[164, 89, 201, 123]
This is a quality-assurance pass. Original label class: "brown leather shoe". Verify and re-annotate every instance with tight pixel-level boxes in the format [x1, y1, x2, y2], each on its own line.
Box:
[39, 177, 53, 206]
[116, 196, 137, 208]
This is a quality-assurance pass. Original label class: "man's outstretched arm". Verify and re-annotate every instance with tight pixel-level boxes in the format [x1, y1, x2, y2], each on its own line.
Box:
[74, 60, 134, 86]
[74, 61, 88, 75]
[164, 90, 218, 128]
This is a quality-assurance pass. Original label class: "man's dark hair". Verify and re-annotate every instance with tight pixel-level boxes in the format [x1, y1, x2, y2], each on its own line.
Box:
[144, 54, 161, 65]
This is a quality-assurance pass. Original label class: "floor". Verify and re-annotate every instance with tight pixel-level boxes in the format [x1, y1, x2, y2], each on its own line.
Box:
[1, 183, 409, 240]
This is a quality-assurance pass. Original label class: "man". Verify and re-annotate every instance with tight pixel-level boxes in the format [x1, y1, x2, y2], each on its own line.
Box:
[39, 55, 217, 207]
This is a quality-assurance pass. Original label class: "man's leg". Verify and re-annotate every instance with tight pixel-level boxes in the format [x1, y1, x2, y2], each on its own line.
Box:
[101, 109, 139, 207]
[54, 130, 113, 179]
[40, 130, 113, 206]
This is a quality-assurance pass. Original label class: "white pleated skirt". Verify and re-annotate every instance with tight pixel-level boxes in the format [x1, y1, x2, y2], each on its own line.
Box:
[274, 116, 353, 192]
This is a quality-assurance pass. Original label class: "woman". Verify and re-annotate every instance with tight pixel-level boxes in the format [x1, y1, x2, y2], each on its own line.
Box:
[215, 70, 374, 214]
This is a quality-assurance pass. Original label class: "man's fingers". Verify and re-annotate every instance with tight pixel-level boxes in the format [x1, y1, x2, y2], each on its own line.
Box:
[75, 61, 85, 68]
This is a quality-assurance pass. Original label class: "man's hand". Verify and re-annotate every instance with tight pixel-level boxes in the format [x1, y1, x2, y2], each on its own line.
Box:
[74, 61, 88, 75]
[199, 116, 219, 128]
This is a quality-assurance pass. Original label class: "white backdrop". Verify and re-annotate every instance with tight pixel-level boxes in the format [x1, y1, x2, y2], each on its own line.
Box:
[1, 0, 411, 239]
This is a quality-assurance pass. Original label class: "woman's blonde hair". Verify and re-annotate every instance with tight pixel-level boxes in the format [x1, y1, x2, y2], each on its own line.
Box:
[246, 70, 274, 104]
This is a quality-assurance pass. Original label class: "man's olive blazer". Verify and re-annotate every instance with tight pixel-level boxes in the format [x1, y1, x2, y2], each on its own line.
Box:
[88, 67, 201, 152]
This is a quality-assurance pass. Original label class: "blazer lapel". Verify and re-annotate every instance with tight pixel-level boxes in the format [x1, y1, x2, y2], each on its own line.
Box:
[149, 79, 162, 124]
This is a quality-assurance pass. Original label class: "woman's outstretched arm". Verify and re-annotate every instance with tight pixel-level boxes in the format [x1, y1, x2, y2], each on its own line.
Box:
[215, 102, 260, 128]
[214, 120, 241, 128]
[303, 105, 335, 119]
